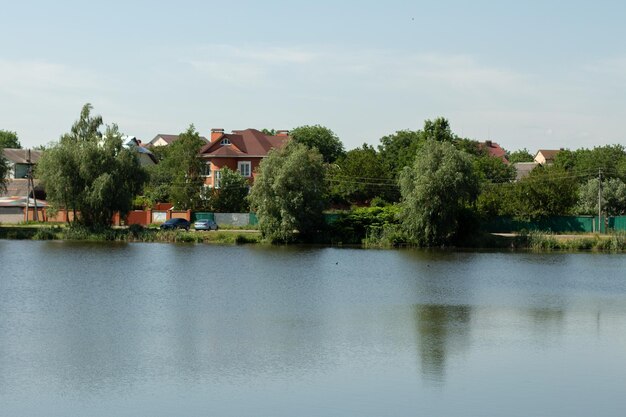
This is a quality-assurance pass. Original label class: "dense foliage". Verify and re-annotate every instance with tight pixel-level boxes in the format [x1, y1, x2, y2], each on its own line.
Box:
[0, 130, 21, 149]
[290, 125, 345, 163]
[144, 125, 206, 209]
[249, 142, 326, 242]
[36, 104, 147, 228]
[399, 141, 479, 246]
[206, 167, 250, 213]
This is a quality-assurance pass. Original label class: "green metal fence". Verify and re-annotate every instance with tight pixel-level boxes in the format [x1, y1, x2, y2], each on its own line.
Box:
[481, 216, 626, 233]
[191, 212, 215, 222]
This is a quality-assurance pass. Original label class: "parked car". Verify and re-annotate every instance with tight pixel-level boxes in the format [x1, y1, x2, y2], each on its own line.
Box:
[194, 219, 219, 231]
[160, 218, 191, 231]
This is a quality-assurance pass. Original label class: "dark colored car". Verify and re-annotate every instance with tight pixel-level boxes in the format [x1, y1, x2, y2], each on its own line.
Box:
[160, 218, 191, 231]
[194, 219, 219, 231]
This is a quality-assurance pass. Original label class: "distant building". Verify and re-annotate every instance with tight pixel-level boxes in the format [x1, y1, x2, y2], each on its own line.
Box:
[148, 134, 209, 147]
[2, 148, 42, 179]
[480, 141, 509, 164]
[124, 137, 158, 166]
[513, 162, 538, 181]
[534, 149, 562, 165]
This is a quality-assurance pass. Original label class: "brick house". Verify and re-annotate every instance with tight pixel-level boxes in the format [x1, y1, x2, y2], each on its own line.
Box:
[198, 128, 290, 188]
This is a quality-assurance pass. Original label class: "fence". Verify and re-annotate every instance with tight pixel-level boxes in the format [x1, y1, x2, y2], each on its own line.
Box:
[482, 216, 626, 233]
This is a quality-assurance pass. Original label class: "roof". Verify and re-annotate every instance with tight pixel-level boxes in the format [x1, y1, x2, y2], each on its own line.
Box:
[148, 134, 209, 147]
[199, 128, 289, 158]
[124, 136, 158, 164]
[513, 162, 538, 181]
[0, 196, 47, 207]
[0, 179, 43, 198]
[479, 141, 509, 163]
[2, 148, 42, 164]
[535, 149, 561, 161]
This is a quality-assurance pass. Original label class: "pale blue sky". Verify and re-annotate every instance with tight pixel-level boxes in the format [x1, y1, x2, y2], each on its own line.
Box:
[2, 0, 626, 152]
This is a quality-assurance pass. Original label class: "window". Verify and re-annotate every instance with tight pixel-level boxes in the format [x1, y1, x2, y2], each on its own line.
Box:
[238, 161, 252, 177]
[201, 162, 212, 177]
[214, 170, 221, 188]
[220, 138, 231, 146]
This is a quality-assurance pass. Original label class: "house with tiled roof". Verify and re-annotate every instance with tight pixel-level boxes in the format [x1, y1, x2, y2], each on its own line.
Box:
[479, 141, 509, 164]
[198, 128, 290, 188]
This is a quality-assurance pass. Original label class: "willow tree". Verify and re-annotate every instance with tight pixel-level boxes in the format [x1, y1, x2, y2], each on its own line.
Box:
[399, 141, 479, 246]
[37, 104, 147, 227]
[249, 142, 327, 242]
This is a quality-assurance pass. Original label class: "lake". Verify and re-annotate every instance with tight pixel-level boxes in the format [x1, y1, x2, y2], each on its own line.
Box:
[1, 240, 625, 416]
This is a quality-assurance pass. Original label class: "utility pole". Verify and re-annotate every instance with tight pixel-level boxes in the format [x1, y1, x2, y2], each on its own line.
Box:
[598, 168, 602, 233]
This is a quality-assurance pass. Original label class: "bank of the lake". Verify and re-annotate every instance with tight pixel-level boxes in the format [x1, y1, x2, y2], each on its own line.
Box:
[3, 224, 626, 251]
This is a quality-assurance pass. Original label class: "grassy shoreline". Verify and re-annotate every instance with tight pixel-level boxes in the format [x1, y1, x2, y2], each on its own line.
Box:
[0, 225, 261, 245]
[2, 224, 626, 251]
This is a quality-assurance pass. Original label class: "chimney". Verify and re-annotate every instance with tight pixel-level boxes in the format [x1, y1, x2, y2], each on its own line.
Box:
[276, 130, 290, 137]
[485, 140, 492, 147]
[211, 128, 224, 141]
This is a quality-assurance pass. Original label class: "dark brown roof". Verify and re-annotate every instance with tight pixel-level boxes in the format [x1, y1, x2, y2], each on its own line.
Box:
[199, 129, 289, 158]
[2, 148, 42, 164]
[149, 134, 209, 146]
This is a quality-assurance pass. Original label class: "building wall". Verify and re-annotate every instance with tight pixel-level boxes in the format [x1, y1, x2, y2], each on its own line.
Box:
[202, 157, 262, 187]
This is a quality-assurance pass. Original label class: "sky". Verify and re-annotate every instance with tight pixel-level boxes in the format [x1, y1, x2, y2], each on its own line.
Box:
[1, 0, 626, 152]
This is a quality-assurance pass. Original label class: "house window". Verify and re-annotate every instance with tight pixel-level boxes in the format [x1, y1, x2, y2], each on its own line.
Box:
[214, 170, 221, 188]
[238, 161, 252, 177]
[220, 138, 231, 146]
[201, 162, 212, 177]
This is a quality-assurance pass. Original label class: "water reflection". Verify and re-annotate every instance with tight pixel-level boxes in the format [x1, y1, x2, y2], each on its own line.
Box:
[413, 304, 472, 384]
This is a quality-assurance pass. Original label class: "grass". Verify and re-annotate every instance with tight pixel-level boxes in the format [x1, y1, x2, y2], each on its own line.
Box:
[0, 224, 261, 245]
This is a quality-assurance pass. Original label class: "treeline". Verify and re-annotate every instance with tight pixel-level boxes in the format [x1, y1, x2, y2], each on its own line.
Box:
[24, 104, 626, 246]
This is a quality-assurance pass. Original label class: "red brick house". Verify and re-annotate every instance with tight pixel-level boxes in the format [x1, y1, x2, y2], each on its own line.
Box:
[198, 128, 290, 188]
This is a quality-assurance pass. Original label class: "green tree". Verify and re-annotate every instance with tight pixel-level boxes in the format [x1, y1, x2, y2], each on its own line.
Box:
[399, 141, 479, 246]
[508, 148, 534, 163]
[0, 130, 21, 149]
[37, 104, 147, 227]
[378, 129, 424, 181]
[330, 144, 396, 204]
[157, 125, 206, 210]
[473, 155, 516, 184]
[209, 167, 250, 212]
[554, 145, 626, 181]
[505, 165, 578, 219]
[423, 117, 455, 143]
[249, 142, 327, 242]
[290, 125, 345, 163]
[576, 177, 626, 216]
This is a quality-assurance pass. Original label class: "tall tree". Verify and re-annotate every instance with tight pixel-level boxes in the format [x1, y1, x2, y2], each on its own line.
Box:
[37, 104, 147, 227]
[0, 130, 21, 149]
[158, 125, 206, 210]
[399, 141, 479, 246]
[290, 125, 345, 163]
[249, 142, 327, 242]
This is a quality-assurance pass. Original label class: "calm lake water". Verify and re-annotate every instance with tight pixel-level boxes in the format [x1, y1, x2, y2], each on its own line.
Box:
[0, 240, 625, 416]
